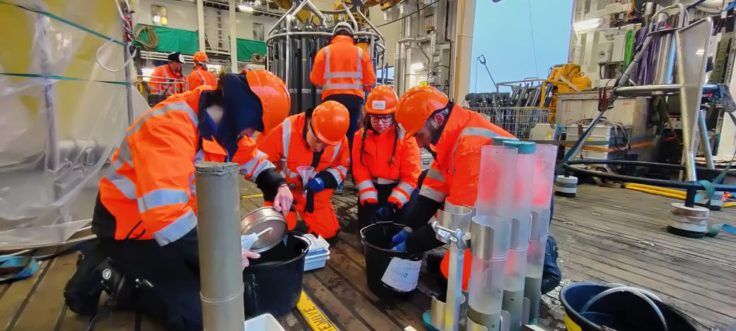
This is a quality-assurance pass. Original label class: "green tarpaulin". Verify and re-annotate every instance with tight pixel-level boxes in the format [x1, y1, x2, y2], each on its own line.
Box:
[236, 38, 267, 62]
[134, 24, 267, 62]
[135, 24, 199, 55]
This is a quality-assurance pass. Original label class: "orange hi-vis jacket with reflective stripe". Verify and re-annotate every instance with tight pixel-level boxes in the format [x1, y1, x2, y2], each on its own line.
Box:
[421, 105, 513, 290]
[352, 126, 421, 208]
[149, 64, 186, 95]
[310, 35, 376, 100]
[98, 87, 276, 245]
[258, 113, 350, 190]
[187, 66, 218, 91]
[420, 105, 515, 209]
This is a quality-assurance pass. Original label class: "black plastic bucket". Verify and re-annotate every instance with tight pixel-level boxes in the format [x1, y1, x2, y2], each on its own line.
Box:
[360, 222, 423, 299]
[560, 282, 697, 331]
[242, 234, 309, 317]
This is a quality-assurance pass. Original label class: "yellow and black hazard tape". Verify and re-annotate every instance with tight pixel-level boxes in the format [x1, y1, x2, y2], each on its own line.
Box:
[296, 291, 339, 331]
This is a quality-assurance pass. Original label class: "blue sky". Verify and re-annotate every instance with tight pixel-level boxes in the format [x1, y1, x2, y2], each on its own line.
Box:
[469, 0, 573, 93]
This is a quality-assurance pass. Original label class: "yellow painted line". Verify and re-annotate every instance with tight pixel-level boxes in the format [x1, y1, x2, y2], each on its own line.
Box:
[296, 291, 339, 331]
[241, 193, 263, 199]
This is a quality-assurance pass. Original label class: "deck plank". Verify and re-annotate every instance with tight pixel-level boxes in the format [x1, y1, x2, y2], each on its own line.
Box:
[312, 259, 401, 330]
[12, 254, 76, 331]
[0, 259, 49, 331]
[303, 273, 370, 331]
[553, 185, 736, 330]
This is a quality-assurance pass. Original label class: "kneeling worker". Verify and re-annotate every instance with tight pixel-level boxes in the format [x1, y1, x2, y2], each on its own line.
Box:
[258, 101, 351, 241]
[65, 69, 293, 331]
[390, 86, 514, 289]
[352, 85, 421, 230]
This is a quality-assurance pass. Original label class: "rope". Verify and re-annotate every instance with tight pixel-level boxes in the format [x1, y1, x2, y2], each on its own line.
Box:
[133, 25, 159, 50]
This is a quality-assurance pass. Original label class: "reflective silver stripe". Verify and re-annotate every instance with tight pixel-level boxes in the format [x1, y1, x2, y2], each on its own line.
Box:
[324, 47, 331, 79]
[419, 186, 446, 202]
[323, 47, 364, 90]
[282, 119, 292, 160]
[452, 127, 499, 158]
[251, 160, 275, 179]
[130, 101, 198, 136]
[324, 83, 363, 90]
[117, 141, 132, 164]
[138, 188, 190, 213]
[327, 168, 344, 185]
[189, 173, 196, 195]
[396, 181, 414, 196]
[335, 165, 348, 177]
[106, 172, 137, 200]
[331, 142, 342, 162]
[325, 72, 362, 79]
[450, 127, 500, 173]
[111, 159, 125, 171]
[426, 168, 445, 183]
[194, 149, 204, 164]
[374, 177, 398, 185]
[389, 191, 409, 206]
[357, 180, 374, 191]
[360, 191, 378, 201]
[153, 210, 197, 246]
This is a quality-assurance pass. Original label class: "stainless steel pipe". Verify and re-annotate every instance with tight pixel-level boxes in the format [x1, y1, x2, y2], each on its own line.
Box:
[195, 162, 245, 331]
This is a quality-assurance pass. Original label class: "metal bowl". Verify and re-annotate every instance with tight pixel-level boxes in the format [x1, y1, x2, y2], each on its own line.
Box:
[241, 207, 288, 253]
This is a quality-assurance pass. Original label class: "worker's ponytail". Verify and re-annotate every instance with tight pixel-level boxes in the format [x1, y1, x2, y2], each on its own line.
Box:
[389, 116, 398, 165]
[359, 116, 370, 166]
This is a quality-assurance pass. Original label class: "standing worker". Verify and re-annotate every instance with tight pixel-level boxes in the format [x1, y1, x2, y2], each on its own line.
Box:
[149, 52, 186, 97]
[258, 101, 351, 241]
[352, 86, 421, 231]
[64, 69, 293, 331]
[389, 86, 514, 289]
[310, 22, 376, 150]
[187, 51, 217, 90]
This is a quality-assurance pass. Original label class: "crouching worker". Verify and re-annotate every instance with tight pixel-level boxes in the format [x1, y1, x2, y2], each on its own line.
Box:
[389, 86, 514, 290]
[258, 101, 351, 241]
[64, 69, 293, 331]
[352, 86, 421, 231]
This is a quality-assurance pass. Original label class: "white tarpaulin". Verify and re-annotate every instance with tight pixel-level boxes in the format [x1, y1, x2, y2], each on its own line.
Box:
[0, 0, 148, 249]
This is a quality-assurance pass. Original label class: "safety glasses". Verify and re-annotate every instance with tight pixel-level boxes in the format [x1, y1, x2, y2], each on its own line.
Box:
[369, 114, 393, 122]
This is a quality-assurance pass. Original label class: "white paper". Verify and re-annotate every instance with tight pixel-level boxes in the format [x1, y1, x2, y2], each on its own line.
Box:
[381, 257, 422, 292]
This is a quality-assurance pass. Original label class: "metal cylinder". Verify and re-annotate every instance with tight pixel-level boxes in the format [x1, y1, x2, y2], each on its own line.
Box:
[195, 162, 245, 331]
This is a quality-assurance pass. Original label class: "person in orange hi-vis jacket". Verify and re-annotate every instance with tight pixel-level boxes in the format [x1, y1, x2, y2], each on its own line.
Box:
[149, 52, 186, 96]
[187, 51, 218, 90]
[352, 85, 421, 231]
[258, 101, 351, 241]
[63, 69, 292, 331]
[310, 22, 376, 150]
[389, 86, 514, 292]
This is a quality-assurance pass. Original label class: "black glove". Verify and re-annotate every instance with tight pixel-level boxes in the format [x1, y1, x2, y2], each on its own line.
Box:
[373, 203, 398, 222]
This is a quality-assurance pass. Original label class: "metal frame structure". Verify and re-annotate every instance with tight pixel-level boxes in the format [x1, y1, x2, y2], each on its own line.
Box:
[559, 15, 734, 207]
[265, 0, 385, 113]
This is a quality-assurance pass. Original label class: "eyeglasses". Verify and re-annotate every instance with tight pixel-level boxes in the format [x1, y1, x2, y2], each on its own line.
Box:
[369, 115, 393, 122]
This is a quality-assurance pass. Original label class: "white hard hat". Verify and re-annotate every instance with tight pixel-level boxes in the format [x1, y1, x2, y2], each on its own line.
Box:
[332, 22, 354, 35]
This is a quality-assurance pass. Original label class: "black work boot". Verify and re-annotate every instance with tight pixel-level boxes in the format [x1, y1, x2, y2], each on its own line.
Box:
[63, 241, 106, 315]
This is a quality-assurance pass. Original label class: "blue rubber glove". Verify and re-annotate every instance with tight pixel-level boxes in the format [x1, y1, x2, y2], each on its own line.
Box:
[374, 203, 398, 222]
[392, 241, 407, 252]
[391, 228, 411, 247]
[305, 177, 325, 193]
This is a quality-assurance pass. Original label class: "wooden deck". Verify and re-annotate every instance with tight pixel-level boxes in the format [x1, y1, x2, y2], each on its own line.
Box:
[1, 183, 735, 330]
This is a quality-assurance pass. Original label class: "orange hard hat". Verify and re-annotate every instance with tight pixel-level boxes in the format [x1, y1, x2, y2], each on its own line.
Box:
[365, 85, 398, 115]
[395, 86, 450, 137]
[311, 101, 349, 146]
[244, 69, 291, 135]
[193, 51, 209, 63]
